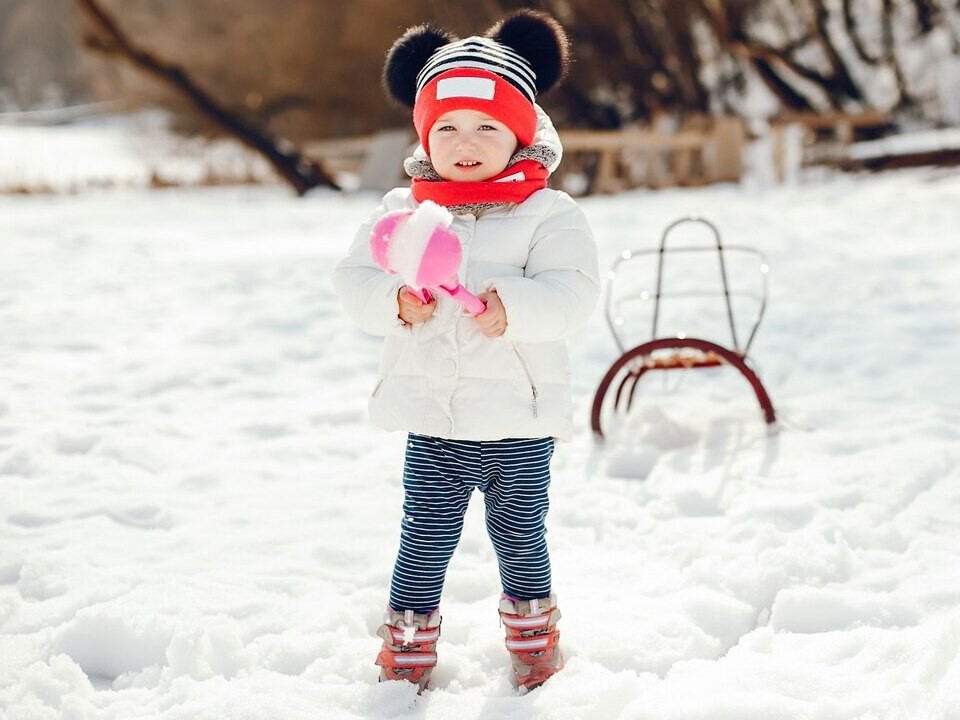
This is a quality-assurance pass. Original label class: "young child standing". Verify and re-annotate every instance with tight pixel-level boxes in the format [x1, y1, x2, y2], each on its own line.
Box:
[332, 10, 599, 691]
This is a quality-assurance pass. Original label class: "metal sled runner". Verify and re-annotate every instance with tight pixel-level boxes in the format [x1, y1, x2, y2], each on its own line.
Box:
[590, 216, 777, 440]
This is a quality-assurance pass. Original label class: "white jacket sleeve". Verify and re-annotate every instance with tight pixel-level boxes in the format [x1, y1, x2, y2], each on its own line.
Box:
[488, 193, 600, 344]
[331, 191, 410, 337]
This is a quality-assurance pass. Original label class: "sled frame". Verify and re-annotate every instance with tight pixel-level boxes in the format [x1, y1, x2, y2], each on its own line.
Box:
[591, 216, 776, 439]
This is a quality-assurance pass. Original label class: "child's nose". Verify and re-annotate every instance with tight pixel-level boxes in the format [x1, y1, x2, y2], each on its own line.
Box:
[456, 131, 478, 148]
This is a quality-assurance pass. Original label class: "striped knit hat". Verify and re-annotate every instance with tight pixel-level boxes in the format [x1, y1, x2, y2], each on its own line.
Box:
[383, 11, 569, 154]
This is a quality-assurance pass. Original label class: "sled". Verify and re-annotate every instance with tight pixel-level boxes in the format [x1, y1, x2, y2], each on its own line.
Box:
[590, 216, 776, 439]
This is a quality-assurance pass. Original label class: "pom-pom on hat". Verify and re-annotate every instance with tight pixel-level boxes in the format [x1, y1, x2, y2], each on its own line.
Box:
[383, 10, 569, 154]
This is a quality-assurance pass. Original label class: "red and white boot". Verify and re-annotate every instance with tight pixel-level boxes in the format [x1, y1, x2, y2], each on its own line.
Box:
[375, 608, 441, 692]
[499, 593, 564, 690]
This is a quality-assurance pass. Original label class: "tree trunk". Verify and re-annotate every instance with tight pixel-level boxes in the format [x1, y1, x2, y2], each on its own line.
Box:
[74, 0, 339, 195]
[663, 0, 712, 113]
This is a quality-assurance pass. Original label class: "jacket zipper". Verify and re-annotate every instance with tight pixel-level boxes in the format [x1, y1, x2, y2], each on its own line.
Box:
[511, 344, 539, 418]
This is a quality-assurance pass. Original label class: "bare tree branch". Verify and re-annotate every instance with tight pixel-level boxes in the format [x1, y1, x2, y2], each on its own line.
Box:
[842, 0, 883, 65]
[911, 0, 940, 33]
[729, 41, 817, 111]
[882, 0, 915, 108]
[808, 0, 865, 104]
[75, 0, 339, 195]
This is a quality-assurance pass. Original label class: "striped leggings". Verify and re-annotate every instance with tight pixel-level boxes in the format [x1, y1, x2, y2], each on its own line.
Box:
[389, 433, 555, 614]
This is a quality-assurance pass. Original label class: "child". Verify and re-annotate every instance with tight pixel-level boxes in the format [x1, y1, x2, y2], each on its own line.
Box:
[332, 10, 599, 691]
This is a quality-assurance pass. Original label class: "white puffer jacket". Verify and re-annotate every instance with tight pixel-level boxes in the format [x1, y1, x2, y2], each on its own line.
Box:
[333, 186, 599, 441]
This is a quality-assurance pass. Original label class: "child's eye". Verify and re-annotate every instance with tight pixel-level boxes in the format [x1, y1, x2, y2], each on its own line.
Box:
[438, 125, 456, 132]
[478, 124, 497, 131]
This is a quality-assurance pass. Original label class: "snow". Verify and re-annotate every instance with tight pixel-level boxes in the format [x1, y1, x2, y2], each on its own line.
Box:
[0, 113, 274, 194]
[1, 123, 959, 720]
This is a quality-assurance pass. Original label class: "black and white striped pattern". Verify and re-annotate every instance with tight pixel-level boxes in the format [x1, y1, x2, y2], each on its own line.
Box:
[415, 37, 537, 102]
[389, 434, 555, 614]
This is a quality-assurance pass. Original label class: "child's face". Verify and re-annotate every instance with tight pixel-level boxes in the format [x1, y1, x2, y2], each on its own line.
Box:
[427, 109, 519, 182]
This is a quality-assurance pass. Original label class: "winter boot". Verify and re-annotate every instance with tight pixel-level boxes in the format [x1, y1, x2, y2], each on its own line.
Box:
[499, 593, 564, 690]
[375, 608, 441, 691]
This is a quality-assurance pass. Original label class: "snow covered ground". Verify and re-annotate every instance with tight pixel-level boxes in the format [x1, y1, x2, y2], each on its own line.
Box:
[0, 113, 275, 194]
[1, 123, 959, 719]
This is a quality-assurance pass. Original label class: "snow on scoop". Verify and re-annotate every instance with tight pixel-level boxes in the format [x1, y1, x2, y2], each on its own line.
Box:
[369, 200, 486, 316]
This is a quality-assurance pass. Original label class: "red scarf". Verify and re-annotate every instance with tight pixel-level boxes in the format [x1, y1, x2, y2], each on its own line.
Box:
[411, 159, 548, 208]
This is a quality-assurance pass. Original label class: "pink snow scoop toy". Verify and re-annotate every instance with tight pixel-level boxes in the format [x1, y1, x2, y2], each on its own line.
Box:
[369, 200, 486, 316]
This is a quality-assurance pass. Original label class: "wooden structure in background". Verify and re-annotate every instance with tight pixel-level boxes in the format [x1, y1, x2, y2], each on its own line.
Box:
[304, 131, 413, 192]
[770, 110, 893, 180]
[556, 115, 745, 194]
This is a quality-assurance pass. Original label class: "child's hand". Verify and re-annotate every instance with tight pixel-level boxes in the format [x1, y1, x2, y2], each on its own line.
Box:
[475, 290, 507, 338]
[398, 286, 436, 325]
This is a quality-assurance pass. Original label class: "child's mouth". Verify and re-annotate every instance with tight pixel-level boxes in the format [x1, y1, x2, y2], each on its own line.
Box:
[456, 161, 481, 168]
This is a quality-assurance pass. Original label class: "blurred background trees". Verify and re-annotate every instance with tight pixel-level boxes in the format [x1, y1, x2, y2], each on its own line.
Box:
[1, 0, 958, 138]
